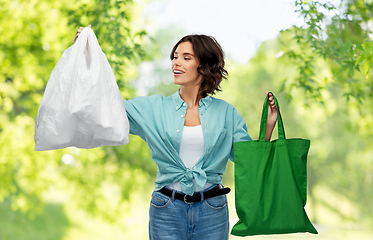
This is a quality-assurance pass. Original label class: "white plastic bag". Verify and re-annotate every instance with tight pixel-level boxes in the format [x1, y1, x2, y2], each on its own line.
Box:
[34, 27, 129, 151]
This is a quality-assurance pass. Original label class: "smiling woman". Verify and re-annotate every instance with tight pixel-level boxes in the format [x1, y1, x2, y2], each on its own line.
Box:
[73, 28, 278, 240]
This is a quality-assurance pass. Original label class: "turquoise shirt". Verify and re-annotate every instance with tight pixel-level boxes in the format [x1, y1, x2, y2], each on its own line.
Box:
[123, 90, 252, 195]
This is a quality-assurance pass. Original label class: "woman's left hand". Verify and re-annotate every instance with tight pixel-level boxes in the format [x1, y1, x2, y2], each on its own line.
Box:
[266, 91, 277, 127]
[262, 91, 278, 141]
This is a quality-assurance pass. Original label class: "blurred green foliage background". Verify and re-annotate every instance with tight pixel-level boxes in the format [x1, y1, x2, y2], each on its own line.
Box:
[0, 0, 372, 239]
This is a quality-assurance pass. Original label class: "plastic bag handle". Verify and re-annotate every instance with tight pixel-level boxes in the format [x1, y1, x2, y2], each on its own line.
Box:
[75, 27, 100, 51]
[73, 27, 102, 74]
[259, 92, 286, 141]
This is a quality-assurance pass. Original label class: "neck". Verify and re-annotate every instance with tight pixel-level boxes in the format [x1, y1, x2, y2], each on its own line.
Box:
[179, 85, 201, 108]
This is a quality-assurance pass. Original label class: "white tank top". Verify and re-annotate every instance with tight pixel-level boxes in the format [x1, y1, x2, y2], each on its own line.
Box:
[167, 125, 213, 192]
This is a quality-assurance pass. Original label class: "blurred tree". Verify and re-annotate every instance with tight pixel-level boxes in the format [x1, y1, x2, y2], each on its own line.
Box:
[0, 0, 156, 221]
[281, 0, 373, 148]
[285, 0, 373, 104]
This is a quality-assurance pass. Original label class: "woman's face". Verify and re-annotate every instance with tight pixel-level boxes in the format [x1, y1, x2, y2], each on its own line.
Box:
[171, 41, 203, 87]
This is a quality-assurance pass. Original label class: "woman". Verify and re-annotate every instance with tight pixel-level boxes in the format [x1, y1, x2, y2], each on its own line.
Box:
[75, 28, 278, 240]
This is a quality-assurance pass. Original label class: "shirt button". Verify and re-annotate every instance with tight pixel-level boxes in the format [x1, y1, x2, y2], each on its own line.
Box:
[177, 129, 180, 132]
[183, 103, 186, 106]
[181, 115, 184, 118]
[176, 106, 178, 109]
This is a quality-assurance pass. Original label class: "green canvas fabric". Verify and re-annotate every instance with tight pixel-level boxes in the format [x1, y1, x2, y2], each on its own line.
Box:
[231, 92, 318, 236]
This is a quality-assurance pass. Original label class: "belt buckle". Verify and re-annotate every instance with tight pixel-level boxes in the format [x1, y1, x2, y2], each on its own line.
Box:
[184, 195, 193, 204]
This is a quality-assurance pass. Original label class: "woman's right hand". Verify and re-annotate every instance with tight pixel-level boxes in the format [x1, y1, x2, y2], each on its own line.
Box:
[74, 25, 91, 43]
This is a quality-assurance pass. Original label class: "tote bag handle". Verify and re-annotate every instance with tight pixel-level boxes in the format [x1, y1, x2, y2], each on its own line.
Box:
[259, 92, 286, 141]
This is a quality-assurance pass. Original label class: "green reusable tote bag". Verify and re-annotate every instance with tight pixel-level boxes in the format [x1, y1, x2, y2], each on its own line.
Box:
[231, 92, 318, 236]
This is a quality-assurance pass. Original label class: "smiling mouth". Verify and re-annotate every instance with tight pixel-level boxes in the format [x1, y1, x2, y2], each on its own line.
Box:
[173, 70, 184, 74]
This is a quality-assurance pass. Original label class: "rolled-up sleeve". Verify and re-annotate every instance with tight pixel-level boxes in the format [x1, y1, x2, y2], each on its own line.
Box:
[123, 97, 152, 138]
[229, 107, 252, 161]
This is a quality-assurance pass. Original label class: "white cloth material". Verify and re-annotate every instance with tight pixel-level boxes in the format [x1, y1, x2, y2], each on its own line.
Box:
[34, 27, 129, 151]
[167, 125, 213, 192]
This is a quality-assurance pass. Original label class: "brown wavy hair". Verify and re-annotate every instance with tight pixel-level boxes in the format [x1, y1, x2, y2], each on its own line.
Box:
[170, 34, 228, 98]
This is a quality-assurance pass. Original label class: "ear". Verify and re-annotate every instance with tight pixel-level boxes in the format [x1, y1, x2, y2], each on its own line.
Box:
[197, 65, 204, 75]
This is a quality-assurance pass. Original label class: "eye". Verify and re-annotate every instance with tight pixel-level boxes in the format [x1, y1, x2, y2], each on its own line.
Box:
[184, 57, 191, 60]
[172, 56, 178, 60]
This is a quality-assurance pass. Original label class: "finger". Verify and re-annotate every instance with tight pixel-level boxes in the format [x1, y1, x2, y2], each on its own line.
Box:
[88, 24, 91, 28]
[269, 100, 276, 107]
[269, 103, 276, 109]
[74, 27, 84, 41]
[74, 34, 80, 43]
[268, 97, 273, 104]
[267, 92, 275, 104]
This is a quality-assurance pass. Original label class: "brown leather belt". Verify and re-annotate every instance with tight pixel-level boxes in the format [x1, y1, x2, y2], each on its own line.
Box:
[159, 184, 231, 204]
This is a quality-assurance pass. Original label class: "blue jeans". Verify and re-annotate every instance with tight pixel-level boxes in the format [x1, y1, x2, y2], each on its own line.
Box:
[149, 185, 229, 240]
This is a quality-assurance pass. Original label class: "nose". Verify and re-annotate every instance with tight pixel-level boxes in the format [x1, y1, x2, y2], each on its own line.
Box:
[172, 58, 180, 69]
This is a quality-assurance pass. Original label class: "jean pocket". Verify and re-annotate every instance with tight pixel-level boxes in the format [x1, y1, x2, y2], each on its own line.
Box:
[150, 191, 171, 209]
[204, 194, 227, 210]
